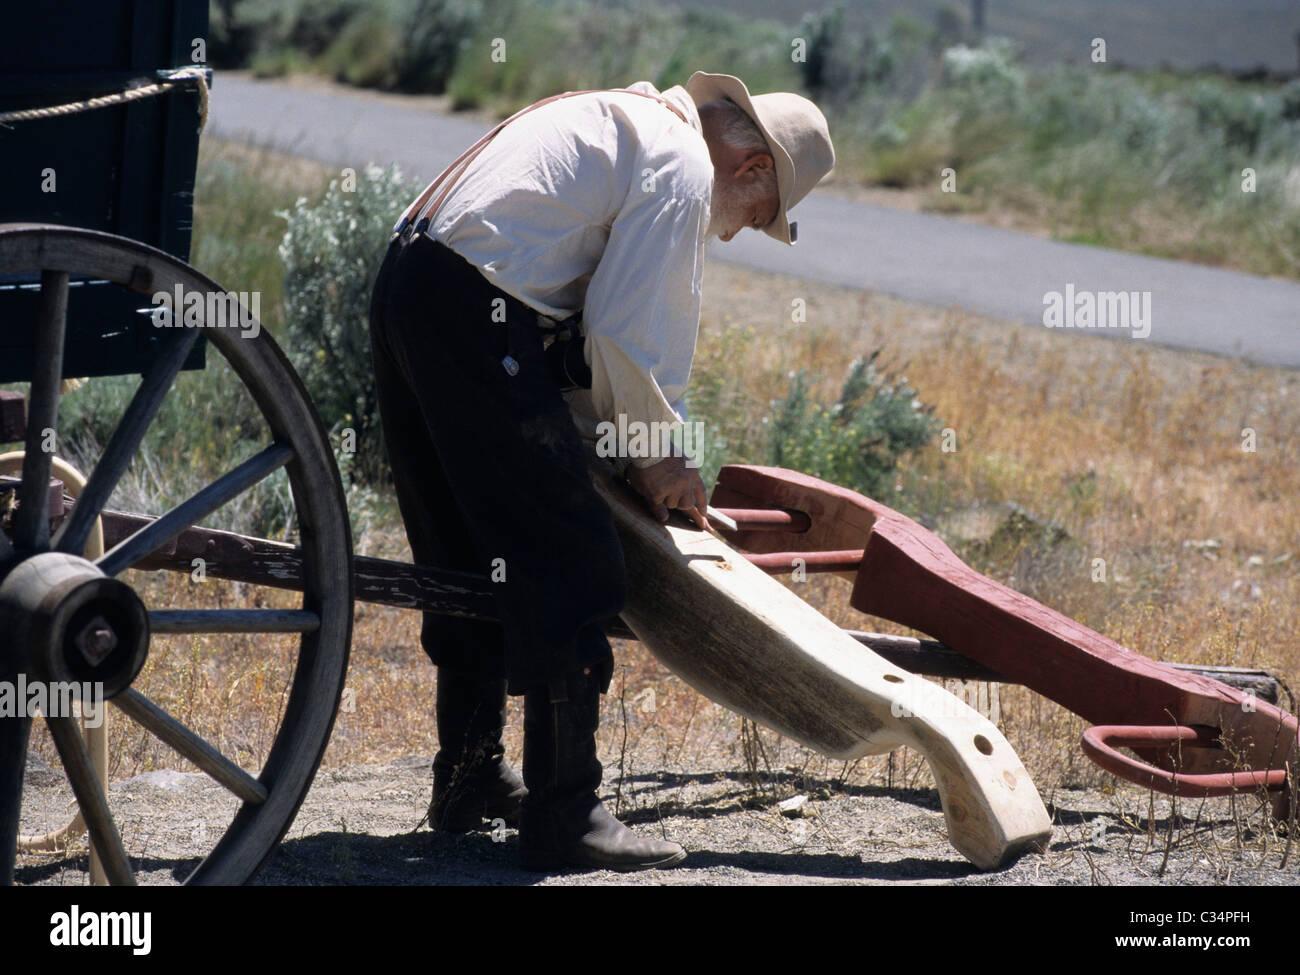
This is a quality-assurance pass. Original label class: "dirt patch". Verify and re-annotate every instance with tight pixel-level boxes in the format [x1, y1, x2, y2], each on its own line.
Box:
[16, 751, 1298, 886]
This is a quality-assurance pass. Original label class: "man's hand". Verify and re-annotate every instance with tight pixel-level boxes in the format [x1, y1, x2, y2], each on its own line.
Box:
[626, 455, 710, 531]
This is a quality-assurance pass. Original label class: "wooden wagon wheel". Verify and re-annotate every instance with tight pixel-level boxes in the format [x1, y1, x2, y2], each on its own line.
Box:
[0, 223, 353, 885]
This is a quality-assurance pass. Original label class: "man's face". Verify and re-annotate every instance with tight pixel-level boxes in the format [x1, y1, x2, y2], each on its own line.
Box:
[709, 156, 781, 242]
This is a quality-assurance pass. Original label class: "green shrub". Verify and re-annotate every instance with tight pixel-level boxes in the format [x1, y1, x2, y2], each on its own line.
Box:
[1190, 80, 1271, 154]
[316, 0, 482, 92]
[765, 352, 940, 498]
[249, 45, 313, 79]
[796, 6, 931, 113]
[278, 163, 416, 486]
[940, 40, 1025, 114]
[1282, 79, 1300, 122]
[446, 0, 801, 115]
[323, 5, 403, 89]
[217, 0, 475, 84]
[394, 0, 484, 93]
[236, 0, 369, 60]
[208, 0, 260, 67]
[57, 365, 297, 540]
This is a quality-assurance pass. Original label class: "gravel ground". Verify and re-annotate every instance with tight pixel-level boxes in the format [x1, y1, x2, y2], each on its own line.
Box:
[16, 753, 1300, 886]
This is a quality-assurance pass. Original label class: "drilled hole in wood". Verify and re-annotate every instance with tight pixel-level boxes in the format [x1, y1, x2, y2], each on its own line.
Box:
[973, 734, 994, 755]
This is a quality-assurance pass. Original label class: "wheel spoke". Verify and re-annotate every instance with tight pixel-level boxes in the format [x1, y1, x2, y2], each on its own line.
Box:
[95, 442, 293, 577]
[14, 270, 68, 551]
[149, 609, 320, 634]
[45, 715, 135, 885]
[55, 327, 200, 557]
[0, 713, 32, 885]
[113, 689, 269, 805]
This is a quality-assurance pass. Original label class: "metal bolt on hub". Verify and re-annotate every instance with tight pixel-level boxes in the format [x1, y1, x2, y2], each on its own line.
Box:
[74, 615, 118, 665]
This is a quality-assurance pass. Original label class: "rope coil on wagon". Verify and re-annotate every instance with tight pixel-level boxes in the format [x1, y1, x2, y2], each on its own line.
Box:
[0, 65, 209, 132]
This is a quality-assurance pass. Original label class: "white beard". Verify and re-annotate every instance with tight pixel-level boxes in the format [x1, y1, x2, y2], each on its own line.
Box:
[706, 173, 748, 238]
[707, 169, 778, 238]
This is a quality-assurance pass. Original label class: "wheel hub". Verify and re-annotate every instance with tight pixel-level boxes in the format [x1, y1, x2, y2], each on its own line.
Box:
[0, 552, 148, 698]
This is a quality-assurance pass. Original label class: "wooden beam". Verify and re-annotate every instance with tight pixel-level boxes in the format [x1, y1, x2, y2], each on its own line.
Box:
[96, 507, 499, 622]
[89, 506, 1283, 706]
[842, 631, 1282, 704]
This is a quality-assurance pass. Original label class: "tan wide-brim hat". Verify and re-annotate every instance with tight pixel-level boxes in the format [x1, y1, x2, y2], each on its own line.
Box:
[685, 71, 835, 245]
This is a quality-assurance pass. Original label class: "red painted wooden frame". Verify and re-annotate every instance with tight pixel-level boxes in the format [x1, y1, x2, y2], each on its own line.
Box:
[711, 465, 1298, 802]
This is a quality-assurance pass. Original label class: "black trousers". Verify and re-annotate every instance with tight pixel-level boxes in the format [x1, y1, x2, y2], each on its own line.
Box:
[367, 232, 624, 695]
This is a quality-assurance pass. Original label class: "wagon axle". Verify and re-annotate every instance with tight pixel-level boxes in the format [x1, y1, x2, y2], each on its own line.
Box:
[0, 552, 150, 699]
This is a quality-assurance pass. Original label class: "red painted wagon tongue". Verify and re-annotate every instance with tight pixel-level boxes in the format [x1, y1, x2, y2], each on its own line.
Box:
[708, 463, 1300, 801]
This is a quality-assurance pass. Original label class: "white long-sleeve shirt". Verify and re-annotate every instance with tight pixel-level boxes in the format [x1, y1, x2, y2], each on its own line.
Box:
[426, 82, 712, 465]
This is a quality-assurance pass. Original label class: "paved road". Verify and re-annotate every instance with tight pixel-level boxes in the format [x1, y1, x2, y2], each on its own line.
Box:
[208, 76, 1300, 367]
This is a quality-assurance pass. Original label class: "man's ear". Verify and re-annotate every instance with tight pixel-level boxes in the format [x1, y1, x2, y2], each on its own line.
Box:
[732, 151, 775, 180]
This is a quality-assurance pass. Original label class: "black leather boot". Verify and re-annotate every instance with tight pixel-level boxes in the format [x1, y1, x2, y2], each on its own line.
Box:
[519, 667, 686, 871]
[429, 669, 527, 832]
